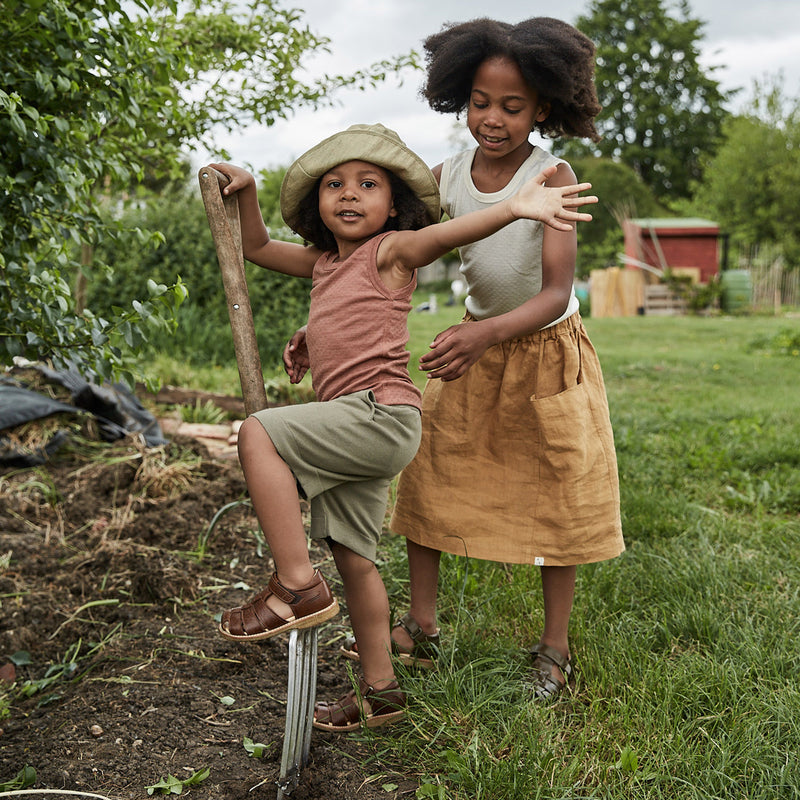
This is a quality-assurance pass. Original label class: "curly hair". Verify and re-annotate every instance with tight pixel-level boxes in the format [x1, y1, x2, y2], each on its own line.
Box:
[421, 17, 601, 142]
[293, 170, 432, 252]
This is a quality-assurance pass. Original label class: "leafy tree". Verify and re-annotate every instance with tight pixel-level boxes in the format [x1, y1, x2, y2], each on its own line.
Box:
[1, 0, 414, 386]
[568, 0, 732, 201]
[689, 77, 800, 268]
[255, 166, 291, 236]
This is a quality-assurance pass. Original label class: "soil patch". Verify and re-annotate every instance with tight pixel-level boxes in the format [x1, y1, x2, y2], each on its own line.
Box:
[0, 421, 415, 799]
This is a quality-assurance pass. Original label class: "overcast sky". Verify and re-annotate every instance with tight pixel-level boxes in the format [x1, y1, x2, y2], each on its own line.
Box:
[202, 0, 800, 172]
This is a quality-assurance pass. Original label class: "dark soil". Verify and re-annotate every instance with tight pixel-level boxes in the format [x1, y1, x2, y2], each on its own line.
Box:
[0, 396, 418, 800]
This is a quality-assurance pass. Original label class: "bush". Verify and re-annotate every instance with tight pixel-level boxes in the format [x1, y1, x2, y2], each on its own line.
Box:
[89, 185, 311, 370]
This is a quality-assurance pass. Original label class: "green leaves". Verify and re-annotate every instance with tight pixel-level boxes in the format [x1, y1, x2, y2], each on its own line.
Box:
[689, 77, 800, 267]
[2, 0, 410, 386]
[0, 766, 36, 793]
[242, 736, 270, 758]
[576, 0, 731, 200]
[145, 767, 210, 795]
[614, 745, 639, 773]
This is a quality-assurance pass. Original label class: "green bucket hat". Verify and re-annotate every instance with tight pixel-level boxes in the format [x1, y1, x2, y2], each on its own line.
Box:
[280, 123, 440, 241]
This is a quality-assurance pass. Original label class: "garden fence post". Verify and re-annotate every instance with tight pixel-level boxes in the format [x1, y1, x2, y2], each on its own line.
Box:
[198, 166, 318, 798]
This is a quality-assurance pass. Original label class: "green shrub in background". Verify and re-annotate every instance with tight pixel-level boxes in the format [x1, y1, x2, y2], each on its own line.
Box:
[90, 182, 311, 371]
[2, 0, 414, 386]
[570, 157, 667, 277]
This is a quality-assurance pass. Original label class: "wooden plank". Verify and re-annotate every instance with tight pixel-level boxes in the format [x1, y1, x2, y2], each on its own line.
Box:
[590, 268, 644, 317]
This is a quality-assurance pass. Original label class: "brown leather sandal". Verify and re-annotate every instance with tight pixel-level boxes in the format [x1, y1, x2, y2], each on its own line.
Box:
[530, 643, 573, 702]
[313, 678, 406, 732]
[340, 612, 439, 668]
[218, 570, 339, 642]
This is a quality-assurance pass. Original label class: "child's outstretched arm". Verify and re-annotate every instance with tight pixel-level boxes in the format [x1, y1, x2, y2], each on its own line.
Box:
[405, 164, 593, 381]
[380, 165, 596, 275]
[207, 163, 319, 278]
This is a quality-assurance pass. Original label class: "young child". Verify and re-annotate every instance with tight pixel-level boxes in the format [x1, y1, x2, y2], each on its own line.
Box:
[208, 122, 597, 730]
[307, 18, 626, 701]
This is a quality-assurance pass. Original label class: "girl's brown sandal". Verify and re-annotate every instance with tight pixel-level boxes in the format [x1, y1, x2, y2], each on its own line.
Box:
[339, 612, 439, 668]
[529, 643, 573, 701]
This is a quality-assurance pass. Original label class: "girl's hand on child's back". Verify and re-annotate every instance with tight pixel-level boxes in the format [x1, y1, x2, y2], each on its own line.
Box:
[511, 165, 597, 231]
[207, 162, 256, 196]
[419, 321, 493, 382]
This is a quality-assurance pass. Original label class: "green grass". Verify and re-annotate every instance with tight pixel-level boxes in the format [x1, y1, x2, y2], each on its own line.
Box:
[405, 291, 466, 390]
[149, 304, 800, 799]
[374, 312, 800, 799]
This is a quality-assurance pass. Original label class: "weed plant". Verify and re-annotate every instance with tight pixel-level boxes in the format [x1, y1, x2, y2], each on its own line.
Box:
[180, 398, 228, 425]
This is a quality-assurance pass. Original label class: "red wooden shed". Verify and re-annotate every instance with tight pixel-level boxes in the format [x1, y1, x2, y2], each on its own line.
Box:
[623, 218, 720, 284]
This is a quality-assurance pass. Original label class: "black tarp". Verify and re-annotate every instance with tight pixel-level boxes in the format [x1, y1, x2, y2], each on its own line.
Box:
[0, 365, 166, 467]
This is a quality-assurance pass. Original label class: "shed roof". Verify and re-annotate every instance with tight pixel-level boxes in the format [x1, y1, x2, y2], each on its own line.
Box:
[630, 217, 718, 230]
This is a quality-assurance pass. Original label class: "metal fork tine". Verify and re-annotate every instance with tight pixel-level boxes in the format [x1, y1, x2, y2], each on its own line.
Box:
[278, 630, 302, 798]
[295, 628, 316, 766]
[301, 628, 318, 764]
[296, 629, 313, 740]
[294, 631, 310, 761]
[277, 627, 319, 798]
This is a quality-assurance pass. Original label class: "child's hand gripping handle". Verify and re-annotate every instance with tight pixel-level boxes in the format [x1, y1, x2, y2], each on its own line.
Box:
[198, 165, 268, 415]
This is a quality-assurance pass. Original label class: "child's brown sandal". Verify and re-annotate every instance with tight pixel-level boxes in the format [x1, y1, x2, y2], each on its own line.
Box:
[218, 569, 339, 641]
[313, 678, 406, 732]
[339, 611, 439, 668]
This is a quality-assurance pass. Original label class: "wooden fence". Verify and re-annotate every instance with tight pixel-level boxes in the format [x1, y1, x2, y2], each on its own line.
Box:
[747, 252, 800, 312]
[590, 248, 799, 318]
[589, 267, 689, 317]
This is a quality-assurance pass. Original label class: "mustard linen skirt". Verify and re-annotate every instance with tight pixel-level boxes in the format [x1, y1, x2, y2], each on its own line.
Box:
[390, 313, 624, 566]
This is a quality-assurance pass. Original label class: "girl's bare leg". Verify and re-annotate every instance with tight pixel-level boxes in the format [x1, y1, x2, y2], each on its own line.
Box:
[330, 542, 395, 687]
[538, 564, 576, 682]
[237, 416, 314, 619]
[393, 539, 441, 651]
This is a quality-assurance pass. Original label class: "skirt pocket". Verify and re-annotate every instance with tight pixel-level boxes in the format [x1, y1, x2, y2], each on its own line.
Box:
[529, 381, 617, 533]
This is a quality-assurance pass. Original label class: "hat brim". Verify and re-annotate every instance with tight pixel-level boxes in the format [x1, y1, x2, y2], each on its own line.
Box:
[280, 125, 440, 241]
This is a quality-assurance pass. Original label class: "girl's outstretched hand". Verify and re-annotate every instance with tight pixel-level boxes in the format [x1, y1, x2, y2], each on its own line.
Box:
[510, 165, 597, 231]
[207, 162, 255, 196]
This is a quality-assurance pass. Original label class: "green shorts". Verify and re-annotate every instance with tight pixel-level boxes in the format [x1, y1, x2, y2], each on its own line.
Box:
[252, 389, 421, 562]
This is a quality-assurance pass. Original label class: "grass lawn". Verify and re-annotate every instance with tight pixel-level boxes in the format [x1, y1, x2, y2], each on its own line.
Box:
[376, 309, 800, 799]
[150, 302, 800, 798]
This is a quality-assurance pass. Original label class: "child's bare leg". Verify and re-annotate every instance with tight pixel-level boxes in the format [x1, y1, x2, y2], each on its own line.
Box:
[538, 564, 576, 681]
[393, 539, 440, 651]
[330, 542, 395, 687]
[314, 543, 405, 730]
[237, 416, 314, 619]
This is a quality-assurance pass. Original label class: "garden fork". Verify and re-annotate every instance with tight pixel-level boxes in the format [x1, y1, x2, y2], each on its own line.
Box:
[199, 165, 317, 798]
